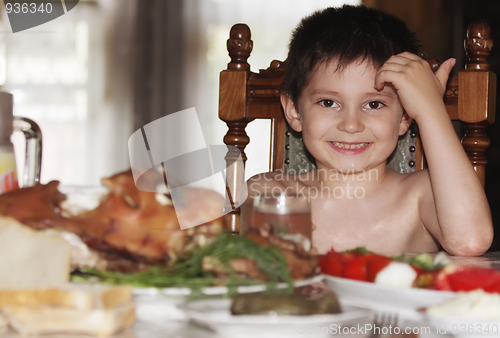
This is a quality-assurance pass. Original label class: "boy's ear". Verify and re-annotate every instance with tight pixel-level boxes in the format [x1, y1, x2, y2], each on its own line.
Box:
[399, 112, 413, 136]
[280, 94, 302, 132]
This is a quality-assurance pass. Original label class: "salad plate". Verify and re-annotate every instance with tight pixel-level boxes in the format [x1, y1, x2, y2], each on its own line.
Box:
[323, 276, 492, 338]
[324, 275, 456, 313]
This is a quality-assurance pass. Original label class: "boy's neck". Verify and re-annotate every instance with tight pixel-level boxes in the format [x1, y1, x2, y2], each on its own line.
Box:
[309, 166, 388, 189]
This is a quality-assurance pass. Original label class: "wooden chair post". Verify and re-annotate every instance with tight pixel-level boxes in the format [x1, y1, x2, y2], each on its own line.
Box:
[458, 21, 497, 187]
[219, 24, 253, 233]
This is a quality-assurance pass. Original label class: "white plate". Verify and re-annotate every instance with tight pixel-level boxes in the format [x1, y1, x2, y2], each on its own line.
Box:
[133, 274, 325, 297]
[183, 298, 372, 338]
[324, 275, 456, 315]
[133, 275, 325, 325]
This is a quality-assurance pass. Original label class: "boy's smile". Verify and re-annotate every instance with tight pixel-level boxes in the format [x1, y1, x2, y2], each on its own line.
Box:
[283, 59, 410, 176]
[329, 141, 372, 153]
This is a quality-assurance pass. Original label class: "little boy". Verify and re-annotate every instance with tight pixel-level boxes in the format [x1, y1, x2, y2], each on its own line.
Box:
[244, 5, 493, 256]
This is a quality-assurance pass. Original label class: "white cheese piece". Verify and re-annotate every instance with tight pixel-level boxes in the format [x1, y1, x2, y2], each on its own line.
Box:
[427, 290, 500, 321]
[374, 261, 417, 288]
[0, 217, 71, 289]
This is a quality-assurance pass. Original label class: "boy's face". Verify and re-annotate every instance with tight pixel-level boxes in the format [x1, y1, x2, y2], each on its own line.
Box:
[282, 59, 410, 174]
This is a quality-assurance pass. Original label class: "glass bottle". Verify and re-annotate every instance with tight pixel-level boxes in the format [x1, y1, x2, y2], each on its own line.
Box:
[0, 92, 18, 193]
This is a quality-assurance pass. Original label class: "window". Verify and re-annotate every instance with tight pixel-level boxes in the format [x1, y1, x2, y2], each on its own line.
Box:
[0, 0, 135, 185]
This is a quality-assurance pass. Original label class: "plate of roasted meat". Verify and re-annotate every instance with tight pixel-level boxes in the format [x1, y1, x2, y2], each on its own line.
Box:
[0, 170, 321, 295]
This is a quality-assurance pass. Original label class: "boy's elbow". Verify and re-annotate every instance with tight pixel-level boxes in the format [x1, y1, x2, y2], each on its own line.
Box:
[448, 243, 489, 257]
[446, 225, 494, 257]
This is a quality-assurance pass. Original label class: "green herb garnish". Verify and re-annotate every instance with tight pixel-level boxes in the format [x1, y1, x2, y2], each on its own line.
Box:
[71, 232, 293, 295]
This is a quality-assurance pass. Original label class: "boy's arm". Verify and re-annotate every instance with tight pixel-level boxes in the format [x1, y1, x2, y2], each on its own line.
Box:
[375, 52, 493, 256]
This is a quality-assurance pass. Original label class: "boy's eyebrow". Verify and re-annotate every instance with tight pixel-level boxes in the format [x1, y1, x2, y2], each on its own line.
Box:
[308, 89, 396, 99]
[309, 89, 341, 97]
[370, 91, 396, 99]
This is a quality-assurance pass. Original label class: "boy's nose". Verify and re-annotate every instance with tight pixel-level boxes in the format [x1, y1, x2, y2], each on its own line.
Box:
[337, 110, 365, 133]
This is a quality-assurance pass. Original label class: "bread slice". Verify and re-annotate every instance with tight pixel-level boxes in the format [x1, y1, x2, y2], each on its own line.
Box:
[0, 217, 71, 289]
[0, 284, 133, 310]
[0, 284, 135, 336]
[4, 303, 136, 336]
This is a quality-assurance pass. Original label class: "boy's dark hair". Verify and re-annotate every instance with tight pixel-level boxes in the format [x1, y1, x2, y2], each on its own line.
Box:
[282, 5, 422, 105]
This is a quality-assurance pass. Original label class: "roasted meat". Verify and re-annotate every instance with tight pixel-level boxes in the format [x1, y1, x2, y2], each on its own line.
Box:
[247, 225, 318, 280]
[0, 170, 224, 272]
[0, 181, 66, 225]
[202, 224, 318, 281]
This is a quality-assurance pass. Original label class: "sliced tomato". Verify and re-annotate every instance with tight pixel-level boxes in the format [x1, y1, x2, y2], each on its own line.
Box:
[429, 265, 500, 293]
[484, 276, 500, 293]
[318, 252, 344, 277]
[319, 249, 359, 277]
[343, 253, 392, 282]
[320, 249, 398, 283]
[446, 266, 500, 292]
[342, 255, 371, 281]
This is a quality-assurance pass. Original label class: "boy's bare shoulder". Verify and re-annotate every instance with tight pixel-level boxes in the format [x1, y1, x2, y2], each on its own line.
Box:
[403, 168, 430, 183]
[388, 169, 431, 195]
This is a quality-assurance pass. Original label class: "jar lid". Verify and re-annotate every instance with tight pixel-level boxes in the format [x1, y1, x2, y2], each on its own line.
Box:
[0, 92, 13, 138]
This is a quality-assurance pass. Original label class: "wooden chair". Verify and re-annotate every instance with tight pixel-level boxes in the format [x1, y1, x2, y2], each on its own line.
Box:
[219, 21, 497, 233]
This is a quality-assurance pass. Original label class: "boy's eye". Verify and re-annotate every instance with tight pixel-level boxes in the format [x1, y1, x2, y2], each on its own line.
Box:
[318, 99, 338, 108]
[364, 101, 385, 110]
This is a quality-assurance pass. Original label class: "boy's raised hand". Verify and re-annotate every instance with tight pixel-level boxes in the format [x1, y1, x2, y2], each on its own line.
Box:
[374, 52, 456, 122]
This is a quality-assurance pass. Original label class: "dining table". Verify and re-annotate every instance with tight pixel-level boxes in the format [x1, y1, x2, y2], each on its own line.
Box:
[2, 251, 492, 338]
[125, 251, 500, 338]
[1, 177, 500, 338]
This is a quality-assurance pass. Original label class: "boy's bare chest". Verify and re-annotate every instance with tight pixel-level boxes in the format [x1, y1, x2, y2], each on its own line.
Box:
[310, 191, 437, 254]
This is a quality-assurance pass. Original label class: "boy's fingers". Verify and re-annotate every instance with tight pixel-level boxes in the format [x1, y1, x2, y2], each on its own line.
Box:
[374, 63, 405, 90]
[374, 71, 389, 91]
[435, 58, 456, 88]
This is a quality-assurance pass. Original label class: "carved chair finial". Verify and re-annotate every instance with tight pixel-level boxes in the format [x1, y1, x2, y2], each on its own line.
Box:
[465, 21, 493, 70]
[227, 23, 253, 71]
